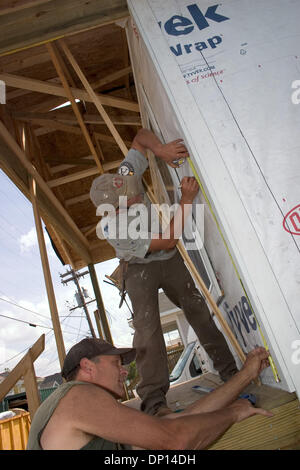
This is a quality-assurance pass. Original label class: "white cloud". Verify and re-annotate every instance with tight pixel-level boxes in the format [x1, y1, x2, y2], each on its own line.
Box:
[19, 227, 51, 254]
[19, 227, 38, 253]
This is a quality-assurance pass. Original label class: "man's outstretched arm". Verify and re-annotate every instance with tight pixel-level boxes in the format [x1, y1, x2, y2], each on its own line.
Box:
[66, 380, 272, 450]
[165, 347, 272, 417]
[132, 128, 189, 168]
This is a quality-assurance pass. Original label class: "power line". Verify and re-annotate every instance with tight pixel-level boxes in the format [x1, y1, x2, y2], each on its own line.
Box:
[0, 296, 52, 324]
[0, 295, 88, 337]
[0, 313, 53, 330]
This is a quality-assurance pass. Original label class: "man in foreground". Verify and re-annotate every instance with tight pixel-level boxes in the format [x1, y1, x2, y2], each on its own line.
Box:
[27, 338, 272, 450]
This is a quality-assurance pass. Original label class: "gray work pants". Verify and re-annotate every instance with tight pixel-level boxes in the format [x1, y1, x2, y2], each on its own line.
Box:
[125, 250, 237, 415]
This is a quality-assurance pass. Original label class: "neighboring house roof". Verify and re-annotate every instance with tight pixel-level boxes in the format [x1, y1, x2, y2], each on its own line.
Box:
[39, 373, 62, 390]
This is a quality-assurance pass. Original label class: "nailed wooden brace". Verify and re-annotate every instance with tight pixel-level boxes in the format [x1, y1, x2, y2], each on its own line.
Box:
[0, 335, 45, 419]
[58, 39, 129, 157]
[46, 42, 103, 173]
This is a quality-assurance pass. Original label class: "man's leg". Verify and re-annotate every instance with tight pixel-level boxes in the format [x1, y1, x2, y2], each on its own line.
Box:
[161, 252, 238, 381]
[125, 262, 170, 414]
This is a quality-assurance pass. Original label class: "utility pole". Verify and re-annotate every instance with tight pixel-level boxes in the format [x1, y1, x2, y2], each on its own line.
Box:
[60, 268, 96, 338]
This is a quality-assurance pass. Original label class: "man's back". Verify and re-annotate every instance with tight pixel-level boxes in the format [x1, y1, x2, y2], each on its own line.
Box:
[27, 381, 125, 450]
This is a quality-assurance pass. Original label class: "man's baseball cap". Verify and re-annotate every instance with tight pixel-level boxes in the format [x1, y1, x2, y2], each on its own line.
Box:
[61, 337, 136, 379]
[90, 173, 144, 209]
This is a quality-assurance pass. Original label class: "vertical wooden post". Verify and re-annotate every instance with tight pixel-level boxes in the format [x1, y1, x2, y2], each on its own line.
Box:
[23, 354, 40, 418]
[94, 310, 104, 339]
[88, 264, 113, 344]
[30, 177, 66, 368]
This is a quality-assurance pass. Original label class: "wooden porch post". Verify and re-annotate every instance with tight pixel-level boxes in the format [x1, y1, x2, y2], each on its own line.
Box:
[30, 177, 66, 369]
[88, 264, 113, 344]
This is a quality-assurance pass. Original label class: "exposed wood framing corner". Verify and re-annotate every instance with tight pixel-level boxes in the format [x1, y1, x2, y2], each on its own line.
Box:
[58, 39, 129, 157]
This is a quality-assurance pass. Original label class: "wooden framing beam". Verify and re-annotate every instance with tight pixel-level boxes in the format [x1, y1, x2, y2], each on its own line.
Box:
[0, 72, 139, 112]
[47, 42, 103, 173]
[32, 120, 83, 136]
[48, 159, 123, 188]
[59, 39, 129, 157]
[0, 0, 129, 56]
[13, 112, 141, 127]
[91, 66, 132, 90]
[0, 335, 45, 419]
[48, 167, 100, 188]
[49, 156, 94, 174]
[88, 263, 113, 343]
[30, 175, 67, 370]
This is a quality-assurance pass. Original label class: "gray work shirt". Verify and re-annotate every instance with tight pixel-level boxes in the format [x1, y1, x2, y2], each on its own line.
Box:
[100, 148, 176, 264]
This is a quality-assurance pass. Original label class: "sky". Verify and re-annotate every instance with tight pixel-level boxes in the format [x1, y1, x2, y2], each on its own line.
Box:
[0, 169, 134, 379]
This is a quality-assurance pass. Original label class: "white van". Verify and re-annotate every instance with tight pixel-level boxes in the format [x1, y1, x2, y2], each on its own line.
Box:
[169, 329, 217, 386]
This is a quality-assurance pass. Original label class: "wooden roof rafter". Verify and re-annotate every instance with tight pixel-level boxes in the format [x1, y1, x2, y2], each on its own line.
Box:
[0, 1, 140, 269]
[46, 41, 104, 173]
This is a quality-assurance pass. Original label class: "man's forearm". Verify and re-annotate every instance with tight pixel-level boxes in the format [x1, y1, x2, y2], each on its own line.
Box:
[132, 129, 163, 155]
[150, 197, 192, 251]
[168, 407, 237, 449]
[180, 368, 251, 416]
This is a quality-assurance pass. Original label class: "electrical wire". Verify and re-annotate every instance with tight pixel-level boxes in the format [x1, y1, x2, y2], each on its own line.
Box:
[0, 313, 53, 330]
[0, 295, 52, 324]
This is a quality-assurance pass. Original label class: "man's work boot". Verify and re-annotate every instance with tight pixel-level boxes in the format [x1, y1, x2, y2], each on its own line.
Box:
[153, 406, 173, 417]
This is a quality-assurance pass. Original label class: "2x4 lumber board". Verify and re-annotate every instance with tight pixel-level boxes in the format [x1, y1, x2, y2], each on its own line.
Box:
[0, 0, 129, 56]
[207, 399, 300, 450]
[31, 119, 83, 136]
[48, 167, 100, 187]
[49, 156, 94, 174]
[0, 119, 92, 261]
[30, 176, 66, 369]
[47, 42, 103, 173]
[59, 39, 129, 157]
[48, 158, 123, 188]
[13, 111, 141, 127]
[23, 353, 41, 418]
[0, 72, 139, 112]
[91, 66, 132, 90]
[0, 335, 45, 401]
[88, 263, 113, 343]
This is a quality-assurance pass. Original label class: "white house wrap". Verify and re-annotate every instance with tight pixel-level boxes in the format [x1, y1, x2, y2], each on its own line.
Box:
[126, 0, 300, 396]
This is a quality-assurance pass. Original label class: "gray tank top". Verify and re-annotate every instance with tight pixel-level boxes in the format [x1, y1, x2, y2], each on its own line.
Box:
[26, 380, 128, 450]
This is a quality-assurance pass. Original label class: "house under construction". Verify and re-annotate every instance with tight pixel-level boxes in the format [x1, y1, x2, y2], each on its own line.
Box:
[0, 0, 299, 450]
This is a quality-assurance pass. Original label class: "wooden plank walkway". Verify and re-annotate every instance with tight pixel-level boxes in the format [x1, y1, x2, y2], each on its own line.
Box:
[124, 373, 300, 450]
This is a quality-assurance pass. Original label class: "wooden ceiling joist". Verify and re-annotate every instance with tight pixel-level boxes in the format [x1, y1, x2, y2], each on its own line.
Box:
[92, 66, 132, 90]
[48, 159, 123, 188]
[13, 111, 141, 126]
[0, 72, 139, 112]
[49, 156, 95, 174]
[0, 0, 129, 56]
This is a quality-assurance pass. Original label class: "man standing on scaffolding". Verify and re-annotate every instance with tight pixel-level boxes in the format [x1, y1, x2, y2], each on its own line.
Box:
[90, 128, 238, 417]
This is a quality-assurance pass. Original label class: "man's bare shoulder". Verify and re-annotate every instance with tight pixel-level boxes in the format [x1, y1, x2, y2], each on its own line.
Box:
[40, 383, 116, 450]
[61, 382, 117, 413]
